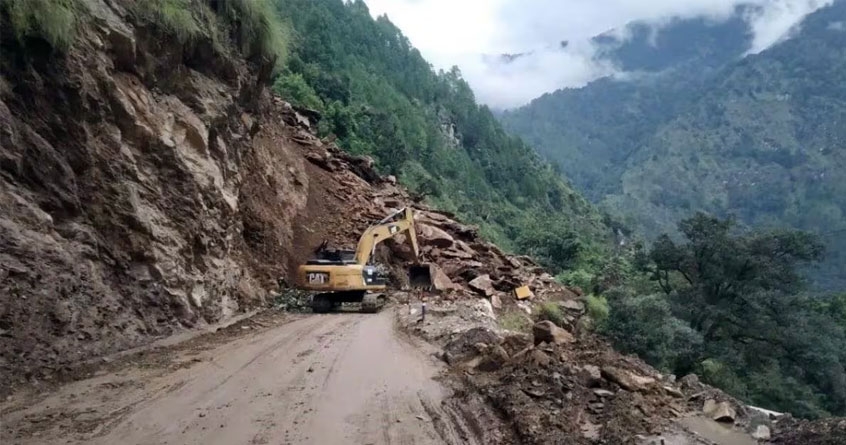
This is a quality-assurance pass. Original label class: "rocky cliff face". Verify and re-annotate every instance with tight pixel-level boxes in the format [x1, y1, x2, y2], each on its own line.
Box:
[0, 0, 328, 388]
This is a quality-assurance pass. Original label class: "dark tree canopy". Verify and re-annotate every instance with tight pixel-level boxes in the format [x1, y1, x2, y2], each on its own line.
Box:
[622, 213, 844, 418]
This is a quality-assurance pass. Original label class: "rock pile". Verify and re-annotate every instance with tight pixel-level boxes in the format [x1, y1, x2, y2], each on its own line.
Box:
[426, 315, 775, 444]
[280, 105, 581, 312]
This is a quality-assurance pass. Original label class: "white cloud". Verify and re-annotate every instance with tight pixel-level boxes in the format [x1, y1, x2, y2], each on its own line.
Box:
[829, 21, 846, 31]
[466, 43, 617, 108]
[363, 0, 832, 108]
[744, 0, 833, 54]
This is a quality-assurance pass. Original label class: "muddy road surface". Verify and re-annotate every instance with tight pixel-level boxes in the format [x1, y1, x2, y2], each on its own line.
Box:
[1, 309, 493, 445]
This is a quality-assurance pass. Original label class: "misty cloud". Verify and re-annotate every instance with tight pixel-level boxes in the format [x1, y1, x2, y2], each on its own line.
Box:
[744, 0, 833, 54]
[364, 0, 832, 108]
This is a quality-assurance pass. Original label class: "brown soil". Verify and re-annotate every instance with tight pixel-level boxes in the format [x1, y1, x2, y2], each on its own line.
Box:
[1, 307, 510, 445]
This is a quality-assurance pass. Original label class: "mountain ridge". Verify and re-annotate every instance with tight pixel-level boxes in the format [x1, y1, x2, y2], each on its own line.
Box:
[501, 0, 846, 290]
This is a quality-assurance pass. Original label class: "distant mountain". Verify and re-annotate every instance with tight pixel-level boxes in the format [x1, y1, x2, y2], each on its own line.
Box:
[501, 1, 846, 290]
[592, 7, 752, 72]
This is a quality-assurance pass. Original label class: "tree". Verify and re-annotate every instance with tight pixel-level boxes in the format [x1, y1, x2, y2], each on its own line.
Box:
[650, 213, 824, 339]
[515, 220, 582, 274]
[644, 213, 845, 417]
[272, 73, 323, 110]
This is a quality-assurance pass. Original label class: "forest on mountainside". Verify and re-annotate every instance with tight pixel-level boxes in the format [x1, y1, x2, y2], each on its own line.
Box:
[501, 1, 846, 292]
[501, 2, 846, 418]
[270, 0, 610, 259]
[586, 214, 846, 418]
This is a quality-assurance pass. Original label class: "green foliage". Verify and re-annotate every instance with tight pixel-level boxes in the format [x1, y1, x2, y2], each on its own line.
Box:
[536, 302, 565, 327]
[557, 269, 594, 291]
[134, 0, 289, 62]
[135, 0, 202, 44]
[515, 219, 583, 274]
[271, 0, 611, 259]
[583, 294, 610, 327]
[212, 0, 288, 62]
[696, 358, 747, 398]
[501, 2, 846, 292]
[604, 292, 702, 372]
[2, 0, 81, 50]
[640, 213, 844, 417]
[272, 73, 323, 110]
[499, 311, 532, 333]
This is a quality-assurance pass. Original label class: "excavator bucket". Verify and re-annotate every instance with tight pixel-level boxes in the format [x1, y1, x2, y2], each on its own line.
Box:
[408, 264, 433, 289]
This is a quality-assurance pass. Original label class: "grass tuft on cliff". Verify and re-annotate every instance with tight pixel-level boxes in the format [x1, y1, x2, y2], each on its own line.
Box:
[135, 0, 202, 44]
[134, 0, 289, 64]
[213, 0, 289, 63]
[1, 0, 82, 51]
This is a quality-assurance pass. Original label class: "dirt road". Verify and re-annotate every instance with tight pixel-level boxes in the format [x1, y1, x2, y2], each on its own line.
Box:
[1, 309, 491, 445]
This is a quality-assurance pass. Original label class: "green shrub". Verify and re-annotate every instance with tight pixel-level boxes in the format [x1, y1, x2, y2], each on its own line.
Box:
[213, 0, 289, 62]
[272, 73, 323, 110]
[134, 0, 289, 63]
[603, 293, 701, 372]
[135, 0, 203, 44]
[499, 311, 532, 333]
[557, 269, 594, 291]
[537, 302, 566, 327]
[3, 0, 82, 50]
[583, 294, 610, 326]
[698, 358, 748, 398]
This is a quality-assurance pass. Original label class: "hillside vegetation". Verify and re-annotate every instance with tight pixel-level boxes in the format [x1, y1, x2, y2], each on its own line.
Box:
[501, 2, 846, 418]
[270, 0, 610, 259]
[501, 2, 846, 291]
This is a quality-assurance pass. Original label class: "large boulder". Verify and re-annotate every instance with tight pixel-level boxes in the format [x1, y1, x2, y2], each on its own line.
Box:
[580, 365, 603, 387]
[532, 321, 575, 345]
[601, 367, 656, 392]
[442, 327, 502, 365]
[469, 274, 495, 297]
[751, 425, 771, 440]
[385, 234, 416, 261]
[703, 399, 737, 423]
[560, 299, 585, 313]
[476, 345, 509, 372]
[417, 223, 455, 249]
[425, 263, 456, 291]
[490, 292, 503, 309]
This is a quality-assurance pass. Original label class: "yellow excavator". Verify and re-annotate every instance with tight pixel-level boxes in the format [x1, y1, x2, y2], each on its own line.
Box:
[296, 207, 432, 313]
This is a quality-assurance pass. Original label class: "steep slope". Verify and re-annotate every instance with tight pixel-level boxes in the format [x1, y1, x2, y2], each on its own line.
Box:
[501, 1, 846, 289]
[271, 0, 610, 251]
[0, 0, 387, 389]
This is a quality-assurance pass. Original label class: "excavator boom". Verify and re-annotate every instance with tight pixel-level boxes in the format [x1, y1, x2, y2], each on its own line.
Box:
[353, 207, 419, 265]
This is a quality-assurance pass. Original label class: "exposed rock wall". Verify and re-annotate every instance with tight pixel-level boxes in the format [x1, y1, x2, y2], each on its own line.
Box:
[0, 0, 320, 389]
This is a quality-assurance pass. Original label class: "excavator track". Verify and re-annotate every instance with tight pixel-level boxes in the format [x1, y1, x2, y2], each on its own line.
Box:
[311, 293, 335, 314]
[360, 293, 387, 313]
[311, 290, 385, 313]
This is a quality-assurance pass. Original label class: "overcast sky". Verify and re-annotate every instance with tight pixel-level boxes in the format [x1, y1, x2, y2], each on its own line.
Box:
[363, 0, 832, 108]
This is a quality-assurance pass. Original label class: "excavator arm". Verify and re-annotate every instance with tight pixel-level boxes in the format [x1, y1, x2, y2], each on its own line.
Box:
[353, 207, 419, 265]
